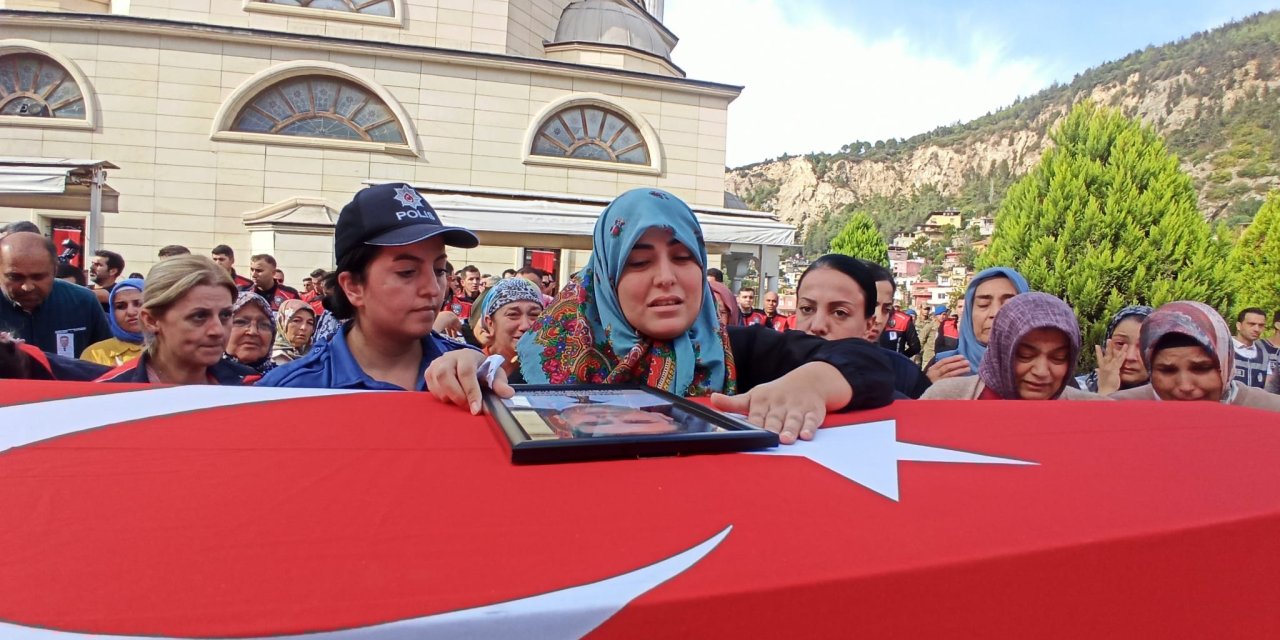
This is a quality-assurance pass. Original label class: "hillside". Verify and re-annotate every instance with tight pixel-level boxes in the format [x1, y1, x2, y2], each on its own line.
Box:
[726, 11, 1280, 255]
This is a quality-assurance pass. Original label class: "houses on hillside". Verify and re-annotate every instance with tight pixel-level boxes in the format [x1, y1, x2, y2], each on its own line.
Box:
[892, 208, 964, 249]
[780, 207, 994, 315]
[885, 208, 995, 312]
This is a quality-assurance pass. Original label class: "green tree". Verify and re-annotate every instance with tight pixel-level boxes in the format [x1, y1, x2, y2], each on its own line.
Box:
[1230, 190, 1280, 314]
[829, 212, 888, 264]
[981, 101, 1234, 365]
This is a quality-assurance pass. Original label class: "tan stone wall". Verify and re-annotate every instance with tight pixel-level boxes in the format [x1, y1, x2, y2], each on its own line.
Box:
[100, 0, 512, 53]
[544, 45, 679, 77]
[0, 0, 108, 12]
[504, 0, 569, 59]
[0, 20, 733, 284]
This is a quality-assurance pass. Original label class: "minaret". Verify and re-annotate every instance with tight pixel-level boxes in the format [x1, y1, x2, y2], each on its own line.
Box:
[643, 0, 664, 21]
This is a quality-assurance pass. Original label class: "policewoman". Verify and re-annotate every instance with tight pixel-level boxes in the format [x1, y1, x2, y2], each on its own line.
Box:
[256, 183, 481, 390]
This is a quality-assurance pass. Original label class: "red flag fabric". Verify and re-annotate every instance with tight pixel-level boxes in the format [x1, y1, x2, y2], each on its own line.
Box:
[0, 381, 1277, 638]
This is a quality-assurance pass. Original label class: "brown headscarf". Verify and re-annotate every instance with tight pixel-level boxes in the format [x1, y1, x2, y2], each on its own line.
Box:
[707, 279, 741, 328]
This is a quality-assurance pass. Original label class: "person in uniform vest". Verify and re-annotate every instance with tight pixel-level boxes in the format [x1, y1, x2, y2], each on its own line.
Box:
[762, 290, 792, 331]
[879, 304, 921, 360]
[1232, 307, 1274, 390]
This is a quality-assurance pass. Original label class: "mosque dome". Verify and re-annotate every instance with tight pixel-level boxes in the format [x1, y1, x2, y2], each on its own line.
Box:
[552, 0, 677, 60]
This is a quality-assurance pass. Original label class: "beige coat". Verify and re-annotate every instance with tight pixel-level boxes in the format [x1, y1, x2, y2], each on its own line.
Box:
[1111, 383, 1280, 412]
[920, 376, 1110, 401]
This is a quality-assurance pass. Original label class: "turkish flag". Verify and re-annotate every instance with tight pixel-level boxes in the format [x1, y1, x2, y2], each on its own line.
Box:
[0, 381, 1278, 638]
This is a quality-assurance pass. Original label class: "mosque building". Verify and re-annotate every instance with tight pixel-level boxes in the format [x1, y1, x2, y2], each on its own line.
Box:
[0, 0, 793, 289]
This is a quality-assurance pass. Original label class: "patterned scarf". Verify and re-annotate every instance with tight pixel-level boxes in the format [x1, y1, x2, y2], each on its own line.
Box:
[224, 292, 277, 375]
[1139, 301, 1240, 404]
[272, 299, 315, 363]
[517, 188, 736, 396]
[1081, 304, 1153, 392]
[482, 278, 544, 318]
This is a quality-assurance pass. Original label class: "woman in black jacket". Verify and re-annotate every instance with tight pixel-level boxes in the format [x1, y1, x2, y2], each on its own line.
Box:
[97, 256, 256, 385]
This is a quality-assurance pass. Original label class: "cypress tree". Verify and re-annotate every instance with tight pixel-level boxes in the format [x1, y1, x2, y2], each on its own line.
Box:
[829, 212, 889, 265]
[981, 101, 1233, 362]
[1230, 191, 1280, 316]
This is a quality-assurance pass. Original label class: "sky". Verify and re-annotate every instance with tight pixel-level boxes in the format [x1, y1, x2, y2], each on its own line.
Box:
[663, 0, 1280, 167]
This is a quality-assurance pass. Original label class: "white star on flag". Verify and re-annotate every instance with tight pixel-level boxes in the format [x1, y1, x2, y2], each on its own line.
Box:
[749, 419, 1036, 501]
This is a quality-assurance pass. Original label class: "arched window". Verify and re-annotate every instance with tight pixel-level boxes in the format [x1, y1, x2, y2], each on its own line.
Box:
[531, 105, 650, 166]
[231, 75, 406, 144]
[254, 0, 394, 16]
[0, 53, 85, 119]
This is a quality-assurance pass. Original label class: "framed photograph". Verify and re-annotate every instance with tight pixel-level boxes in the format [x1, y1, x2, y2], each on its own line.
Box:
[484, 384, 779, 464]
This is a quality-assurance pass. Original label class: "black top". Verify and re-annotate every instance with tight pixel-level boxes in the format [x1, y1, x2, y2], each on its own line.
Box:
[0, 342, 107, 381]
[934, 332, 959, 357]
[727, 326, 895, 411]
[0, 280, 111, 358]
[97, 352, 259, 385]
[885, 349, 931, 399]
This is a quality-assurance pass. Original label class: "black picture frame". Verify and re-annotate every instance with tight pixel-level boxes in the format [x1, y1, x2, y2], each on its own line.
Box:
[484, 384, 780, 464]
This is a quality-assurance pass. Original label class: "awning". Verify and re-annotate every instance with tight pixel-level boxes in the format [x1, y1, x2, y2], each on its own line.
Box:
[0, 158, 120, 213]
[0, 166, 71, 194]
[370, 183, 796, 247]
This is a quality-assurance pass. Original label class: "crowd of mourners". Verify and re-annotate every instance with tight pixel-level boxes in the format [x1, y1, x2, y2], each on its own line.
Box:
[2, 182, 1277, 444]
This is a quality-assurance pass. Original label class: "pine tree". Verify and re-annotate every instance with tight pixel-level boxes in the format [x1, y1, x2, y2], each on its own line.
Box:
[981, 101, 1234, 363]
[829, 212, 888, 265]
[1230, 190, 1280, 315]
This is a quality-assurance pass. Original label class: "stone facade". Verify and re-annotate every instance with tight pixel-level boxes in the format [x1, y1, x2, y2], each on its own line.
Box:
[0, 1, 785, 288]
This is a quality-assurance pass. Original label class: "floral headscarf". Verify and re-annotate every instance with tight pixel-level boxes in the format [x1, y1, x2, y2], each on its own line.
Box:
[517, 188, 736, 396]
[224, 291, 276, 375]
[977, 292, 1081, 399]
[272, 299, 316, 363]
[1081, 304, 1153, 392]
[936, 266, 1032, 373]
[1139, 301, 1239, 404]
[107, 278, 145, 344]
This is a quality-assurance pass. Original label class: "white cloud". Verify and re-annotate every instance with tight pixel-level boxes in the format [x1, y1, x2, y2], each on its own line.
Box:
[664, 0, 1053, 167]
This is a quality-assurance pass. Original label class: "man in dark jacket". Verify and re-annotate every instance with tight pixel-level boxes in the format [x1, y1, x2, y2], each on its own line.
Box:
[212, 245, 254, 289]
[242, 253, 300, 311]
[0, 232, 111, 358]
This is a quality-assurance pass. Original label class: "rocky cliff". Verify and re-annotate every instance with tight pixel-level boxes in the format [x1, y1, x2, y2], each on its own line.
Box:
[727, 12, 1280, 236]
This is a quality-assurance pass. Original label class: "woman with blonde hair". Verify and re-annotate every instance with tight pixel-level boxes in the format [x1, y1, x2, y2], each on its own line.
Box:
[97, 255, 258, 384]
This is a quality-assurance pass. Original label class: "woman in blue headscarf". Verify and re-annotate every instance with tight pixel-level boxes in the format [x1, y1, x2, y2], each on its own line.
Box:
[80, 278, 145, 367]
[426, 188, 895, 444]
[927, 267, 1031, 380]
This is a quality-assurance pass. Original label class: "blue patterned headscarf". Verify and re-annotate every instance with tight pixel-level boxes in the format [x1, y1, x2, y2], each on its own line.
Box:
[936, 266, 1031, 374]
[107, 278, 145, 344]
[517, 188, 734, 395]
[482, 277, 544, 318]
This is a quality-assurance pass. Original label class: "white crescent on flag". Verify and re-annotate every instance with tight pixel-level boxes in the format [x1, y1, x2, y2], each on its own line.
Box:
[0, 526, 730, 640]
[0, 386, 731, 640]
